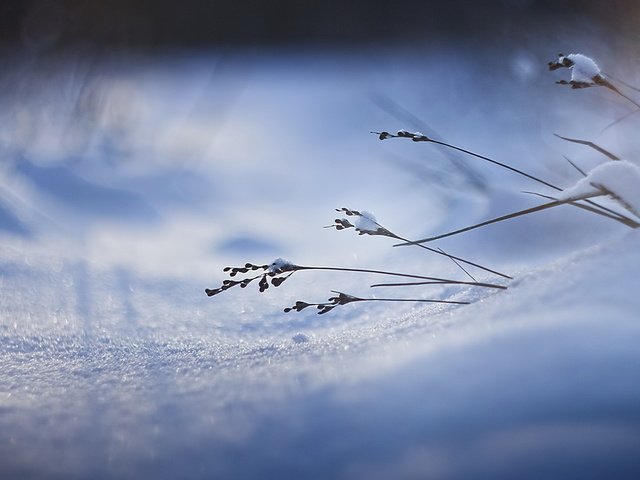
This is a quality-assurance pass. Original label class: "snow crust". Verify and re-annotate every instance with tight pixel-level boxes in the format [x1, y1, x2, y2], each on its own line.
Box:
[3, 230, 640, 479]
[558, 160, 640, 217]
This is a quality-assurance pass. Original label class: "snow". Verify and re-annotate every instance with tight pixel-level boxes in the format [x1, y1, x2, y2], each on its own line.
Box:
[354, 210, 380, 233]
[566, 53, 602, 83]
[558, 160, 640, 217]
[269, 257, 294, 273]
[291, 332, 310, 343]
[2, 230, 640, 479]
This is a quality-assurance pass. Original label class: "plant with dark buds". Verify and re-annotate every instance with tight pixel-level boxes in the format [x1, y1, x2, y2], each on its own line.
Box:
[327, 207, 512, 280]
[205, 260, 297, 297]
[548, 53, 640, 103]
[375, 129, 430, 142]
[375, 58, 640, 247]
[284, 291, 470, 315]
[206, 258, 506, 297]
[548, 52, 640, 131]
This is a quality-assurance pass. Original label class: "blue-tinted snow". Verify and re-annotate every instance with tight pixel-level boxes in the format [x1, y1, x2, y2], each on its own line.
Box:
[1, 37, 640, 479]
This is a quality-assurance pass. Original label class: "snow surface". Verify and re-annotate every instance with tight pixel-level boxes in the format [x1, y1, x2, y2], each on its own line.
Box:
[2, 39, 640, 479]
[2, 230, 640, 479]
[558, 160, 640, 217]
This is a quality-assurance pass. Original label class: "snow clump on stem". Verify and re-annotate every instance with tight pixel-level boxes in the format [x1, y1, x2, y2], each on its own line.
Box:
[548, 53, 606, 88]
[269, 258, 294, 274]
[557, 161, 640, 218]
[354, 211, 380, 234]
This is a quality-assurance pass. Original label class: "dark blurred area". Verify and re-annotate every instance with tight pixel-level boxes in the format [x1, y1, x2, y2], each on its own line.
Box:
[1, 0, 639, 51]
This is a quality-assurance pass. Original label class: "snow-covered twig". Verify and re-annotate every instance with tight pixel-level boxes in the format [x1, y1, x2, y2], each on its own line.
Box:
[548, 53, 640, 109]
[549, 53, 640, 132]
[205, 258, 506, 298]
[327, 207, 512, 279]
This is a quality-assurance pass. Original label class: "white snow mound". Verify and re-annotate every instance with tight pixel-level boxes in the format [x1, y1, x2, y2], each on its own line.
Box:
[558, 160, 640, 217]
[355, 211, 380, 233]
[566, 53, 602, 83]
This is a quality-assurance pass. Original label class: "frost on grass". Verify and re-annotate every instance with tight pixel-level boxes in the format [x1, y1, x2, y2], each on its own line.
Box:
[558, 161, 640, 218]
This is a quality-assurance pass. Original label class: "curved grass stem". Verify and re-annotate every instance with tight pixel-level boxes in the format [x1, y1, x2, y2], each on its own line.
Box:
[371, 280, 507, 289]
[294, 265, 504, 288]
[398, 192, 602, 244]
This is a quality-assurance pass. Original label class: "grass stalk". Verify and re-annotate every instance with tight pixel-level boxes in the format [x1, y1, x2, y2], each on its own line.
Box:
[399, 192, 603, 244]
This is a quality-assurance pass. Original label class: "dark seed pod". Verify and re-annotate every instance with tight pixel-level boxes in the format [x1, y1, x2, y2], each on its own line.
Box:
[259, 276, 269, 292]
[284, 301, 312, 313]
[292, 301, 309, 311]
